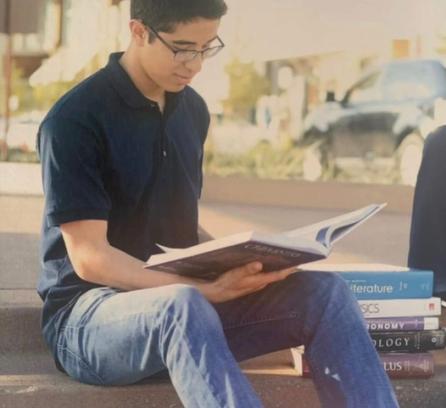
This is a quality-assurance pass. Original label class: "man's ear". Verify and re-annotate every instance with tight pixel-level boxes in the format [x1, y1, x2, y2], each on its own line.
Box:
[129, 20, 147, 47]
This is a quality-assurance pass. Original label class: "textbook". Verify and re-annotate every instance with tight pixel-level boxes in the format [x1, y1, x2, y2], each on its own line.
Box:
[144, 203, 385, 280]
[370, 329, 446, 352]
[365, 317, 440, 332]
[300, 263, 433, 300]
[358, 297, 442, 318]
[291, 348, 435, 379]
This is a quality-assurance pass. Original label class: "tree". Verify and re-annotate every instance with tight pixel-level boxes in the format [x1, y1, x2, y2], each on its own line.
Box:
[222, 58, 270, 121]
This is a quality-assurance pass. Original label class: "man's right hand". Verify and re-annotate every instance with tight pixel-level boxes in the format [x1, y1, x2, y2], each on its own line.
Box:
[60, 219, 296, 302]
[203, 262, 297, 303]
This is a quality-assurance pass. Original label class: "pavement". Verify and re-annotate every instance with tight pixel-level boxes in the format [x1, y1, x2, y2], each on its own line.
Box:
[1, 194, 445, 407]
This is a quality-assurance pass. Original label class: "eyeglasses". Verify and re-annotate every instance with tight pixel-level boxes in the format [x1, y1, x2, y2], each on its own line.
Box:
[144, 23, 225, 63]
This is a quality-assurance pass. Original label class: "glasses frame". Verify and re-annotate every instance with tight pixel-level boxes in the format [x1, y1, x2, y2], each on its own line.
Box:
[143, 23, 225, 63]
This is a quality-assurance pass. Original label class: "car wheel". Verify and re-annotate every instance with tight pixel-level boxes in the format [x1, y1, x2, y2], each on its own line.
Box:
[396, 133, 424, 186]
[302, 143, 335, 181]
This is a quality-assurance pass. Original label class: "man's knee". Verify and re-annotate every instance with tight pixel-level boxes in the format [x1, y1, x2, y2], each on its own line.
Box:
[162, 284, 220, 326]
[294, 271, 352, 302]
[166, 284, 207, 308]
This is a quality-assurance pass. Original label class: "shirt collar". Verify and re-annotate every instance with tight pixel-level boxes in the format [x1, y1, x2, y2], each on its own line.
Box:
[105, 52, 184, 112]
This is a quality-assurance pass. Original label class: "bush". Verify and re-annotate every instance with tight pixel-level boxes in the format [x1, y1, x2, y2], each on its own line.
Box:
[204, 141, 305, 179]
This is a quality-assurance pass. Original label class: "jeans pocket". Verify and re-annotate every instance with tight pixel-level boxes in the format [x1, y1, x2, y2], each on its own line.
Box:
[57, 345, 105, 386]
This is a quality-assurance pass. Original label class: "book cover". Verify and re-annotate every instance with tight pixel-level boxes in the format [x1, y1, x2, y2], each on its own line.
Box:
[291, 348, 435, 379]
[370, 329, 446, 352]
[366, 317, 439, 332]
[358, 297, 442, 318]
[301, 264, 433, 300]
[379, 353, 434, 379]
[341, 270, 433, 300]
[145, 204, 386, 280]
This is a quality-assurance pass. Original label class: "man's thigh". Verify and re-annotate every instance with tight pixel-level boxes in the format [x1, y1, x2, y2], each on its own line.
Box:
[214, 271, 340, 362]
[57, 285, 190, 385]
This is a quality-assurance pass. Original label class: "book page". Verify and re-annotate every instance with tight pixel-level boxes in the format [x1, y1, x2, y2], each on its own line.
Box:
[301, 263, 410, 272]
[283, 203, 386, 248]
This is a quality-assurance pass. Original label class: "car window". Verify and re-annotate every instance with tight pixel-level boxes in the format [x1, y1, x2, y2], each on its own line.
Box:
[348, 72, 381, 104]
[382, 63, 437, 101]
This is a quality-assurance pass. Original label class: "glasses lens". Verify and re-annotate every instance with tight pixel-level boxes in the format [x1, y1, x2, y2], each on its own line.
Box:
[203, 46, 223, 59]
[175, 51, 197, 63]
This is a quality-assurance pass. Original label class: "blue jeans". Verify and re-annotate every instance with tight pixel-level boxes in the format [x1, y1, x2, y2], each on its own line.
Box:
[56, 272, 399, 408]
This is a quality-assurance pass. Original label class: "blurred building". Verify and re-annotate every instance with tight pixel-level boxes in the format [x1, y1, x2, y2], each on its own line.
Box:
[29, 0, 129, 87]
[2, 0, 446, 120]
[0, 0, 58, 78]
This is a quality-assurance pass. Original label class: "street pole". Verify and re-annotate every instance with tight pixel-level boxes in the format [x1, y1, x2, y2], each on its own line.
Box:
[1, 0, 11, 161]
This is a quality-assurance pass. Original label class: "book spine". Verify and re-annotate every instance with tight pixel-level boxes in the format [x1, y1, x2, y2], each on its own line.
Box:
[380, 353, 434, 379]
[358, 298, 441, 318]
[370, 330, 446, 352]
[298, 353, 435, 379]
[366, 317, 439, 332]
[339, 271, 433, 300]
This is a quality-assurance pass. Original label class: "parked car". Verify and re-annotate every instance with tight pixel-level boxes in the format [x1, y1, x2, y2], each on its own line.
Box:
[299, 59, 446, 185]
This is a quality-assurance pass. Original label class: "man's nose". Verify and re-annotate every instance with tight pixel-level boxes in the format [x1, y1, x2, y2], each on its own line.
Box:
[185, 53, 203, 75]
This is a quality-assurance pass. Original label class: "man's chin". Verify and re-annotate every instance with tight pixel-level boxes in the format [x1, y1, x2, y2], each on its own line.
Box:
[166, 83, 187, 93]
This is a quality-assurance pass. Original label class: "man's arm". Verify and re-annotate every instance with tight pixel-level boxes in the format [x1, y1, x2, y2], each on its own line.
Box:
[61, 220, 296, 304]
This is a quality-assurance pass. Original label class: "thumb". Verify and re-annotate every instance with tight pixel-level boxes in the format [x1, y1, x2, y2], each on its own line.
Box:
[246, 262, 263, 274]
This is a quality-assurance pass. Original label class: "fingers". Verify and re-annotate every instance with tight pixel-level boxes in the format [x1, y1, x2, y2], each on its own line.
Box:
[228, 262, 263, 276]
[246, 262, 263, 274]
[260, 266, 298, 285]
[215, 263, 296, 302]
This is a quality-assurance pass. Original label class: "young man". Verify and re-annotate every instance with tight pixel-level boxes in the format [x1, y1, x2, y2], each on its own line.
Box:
[37, 1, 399, 406]
[409, 125, 446, 300]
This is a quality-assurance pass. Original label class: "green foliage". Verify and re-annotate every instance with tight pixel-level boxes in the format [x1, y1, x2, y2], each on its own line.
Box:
[223, 58, 270, 119]
[32, 80, 77, 111]
[204, 141, 305, 179]
[6, 147, 39, 163]
[10, 64, 33, 114]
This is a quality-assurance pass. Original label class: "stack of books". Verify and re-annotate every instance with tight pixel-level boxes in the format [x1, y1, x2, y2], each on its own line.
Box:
[291, 264, 445, 379]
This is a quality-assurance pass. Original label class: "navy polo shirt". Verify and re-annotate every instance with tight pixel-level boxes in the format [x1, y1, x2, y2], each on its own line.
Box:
[37, 52, 209, 360]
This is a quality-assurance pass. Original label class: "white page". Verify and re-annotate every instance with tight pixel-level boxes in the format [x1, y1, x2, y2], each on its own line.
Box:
[283, 203, 385, 247]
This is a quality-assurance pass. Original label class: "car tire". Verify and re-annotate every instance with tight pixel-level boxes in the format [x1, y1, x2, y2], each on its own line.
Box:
[396, 133, 424, 186]
[302, 143, 335, 181]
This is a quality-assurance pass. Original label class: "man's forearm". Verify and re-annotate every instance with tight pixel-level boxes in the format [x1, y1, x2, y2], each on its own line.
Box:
[74, 243, 215, 298]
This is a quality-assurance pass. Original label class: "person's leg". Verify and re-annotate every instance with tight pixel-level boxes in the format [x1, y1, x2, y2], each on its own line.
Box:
[409, 126, 446, 298]
[214, 271, 399, 408]
[56, 285, 262, 408]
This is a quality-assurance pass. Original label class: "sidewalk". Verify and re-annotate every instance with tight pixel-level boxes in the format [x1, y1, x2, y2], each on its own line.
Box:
[1, 194, 445, 408]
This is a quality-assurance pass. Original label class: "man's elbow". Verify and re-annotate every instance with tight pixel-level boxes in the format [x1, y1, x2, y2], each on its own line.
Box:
[71, 255, 98, 283]
[69, 245, 108, 284]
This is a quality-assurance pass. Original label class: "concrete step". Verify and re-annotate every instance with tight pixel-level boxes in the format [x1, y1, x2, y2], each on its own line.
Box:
[0, 351, 320, 408]
[0, 290, 46, 354]
[2, 291, 446, 407]
[2, 350, 446, 408]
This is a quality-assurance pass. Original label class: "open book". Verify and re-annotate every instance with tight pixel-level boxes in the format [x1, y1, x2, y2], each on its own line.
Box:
[144, 203, 386, 280]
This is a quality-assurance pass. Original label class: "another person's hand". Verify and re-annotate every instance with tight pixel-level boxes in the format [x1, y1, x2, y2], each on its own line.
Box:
[204, 262, 297, 303]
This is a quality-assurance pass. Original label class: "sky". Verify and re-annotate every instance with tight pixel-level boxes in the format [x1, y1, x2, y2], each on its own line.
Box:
[193, 0, 446, 110]
[220, 0, 446, 60]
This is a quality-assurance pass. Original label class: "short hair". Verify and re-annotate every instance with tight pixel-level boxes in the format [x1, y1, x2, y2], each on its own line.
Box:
[131, 0, 228, 33]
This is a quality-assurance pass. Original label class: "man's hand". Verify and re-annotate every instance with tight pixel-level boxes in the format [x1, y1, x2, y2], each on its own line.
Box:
[203, 262, 297, 303]
[60, 219, 297, 302]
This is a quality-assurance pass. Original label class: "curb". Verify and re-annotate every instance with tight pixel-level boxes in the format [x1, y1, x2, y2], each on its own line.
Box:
[0, 163, 414, 214]
[0, 163, 42, 196]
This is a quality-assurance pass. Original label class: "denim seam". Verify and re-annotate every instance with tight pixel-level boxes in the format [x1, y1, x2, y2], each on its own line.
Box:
[223, 312, 301, 331]
[57, 345, 106, 385]
[62, 309, 164, 330]
[165, 315, 238, 408]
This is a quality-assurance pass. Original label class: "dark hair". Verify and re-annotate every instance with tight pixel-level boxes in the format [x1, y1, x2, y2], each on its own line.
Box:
[131, 0, 228, 33]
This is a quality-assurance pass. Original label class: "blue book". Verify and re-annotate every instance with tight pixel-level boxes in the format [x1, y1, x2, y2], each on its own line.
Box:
[301, 264, 433, 300]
